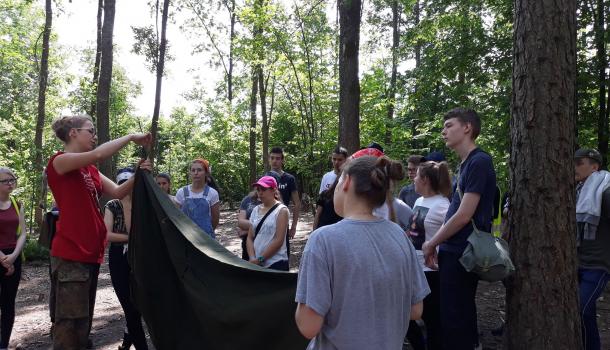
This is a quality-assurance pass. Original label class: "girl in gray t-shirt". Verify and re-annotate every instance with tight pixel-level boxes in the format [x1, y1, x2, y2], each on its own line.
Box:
[295, 155, 430, 350]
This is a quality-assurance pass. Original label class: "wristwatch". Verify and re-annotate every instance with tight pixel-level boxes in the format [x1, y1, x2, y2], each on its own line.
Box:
[257, 256, 265, 264]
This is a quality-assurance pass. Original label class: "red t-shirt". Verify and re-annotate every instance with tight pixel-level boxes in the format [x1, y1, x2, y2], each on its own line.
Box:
[47, 152, 107, 264]
[0, 201, 19, 250]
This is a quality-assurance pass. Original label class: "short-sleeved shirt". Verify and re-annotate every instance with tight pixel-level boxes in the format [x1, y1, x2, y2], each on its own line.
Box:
[277, 171, 297, 206]
[398, 184, 420, 208]
[175, 185, 220, 207]
[408, 195, 450, 271]
[239, 195, 261, 220]
[47, 152, 107, 264]
[442, 148, 496, 253]
[296, 218, 430, 350]
[373, 198, 413, 230]
[578, 187, 610, 272]
[315, 195, 342, 228]
[319, 171, 337, 194]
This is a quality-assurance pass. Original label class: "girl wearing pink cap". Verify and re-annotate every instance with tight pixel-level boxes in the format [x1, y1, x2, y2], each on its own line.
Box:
[246, 175, 290, 271]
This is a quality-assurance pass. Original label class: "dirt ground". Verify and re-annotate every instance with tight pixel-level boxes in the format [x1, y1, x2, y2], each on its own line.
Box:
[9, 210, 610, 349]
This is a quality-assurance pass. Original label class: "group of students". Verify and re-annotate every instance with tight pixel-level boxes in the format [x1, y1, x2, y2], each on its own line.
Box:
[0, 106, 605, 350]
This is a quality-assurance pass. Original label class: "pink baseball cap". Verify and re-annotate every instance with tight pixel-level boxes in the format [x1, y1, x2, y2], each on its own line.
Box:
[252, 175, 277, 189]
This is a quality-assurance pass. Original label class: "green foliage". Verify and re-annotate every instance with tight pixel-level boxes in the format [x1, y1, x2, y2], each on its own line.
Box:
[24, 237, 49, 261]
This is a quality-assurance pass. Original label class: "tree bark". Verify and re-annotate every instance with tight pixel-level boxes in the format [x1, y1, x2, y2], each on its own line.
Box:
[150, 0, 170, 164]
[249, 71, 258, 185]
[507, 0, 581, 349]
[385, 0, 399, 146]
[96, 0, 116, 177]
[595, 0, 608, 167]
[34, 0, 52, 228]
[228, 0, 235, 103]
[89, 0, 103, 117]
[411, 0, 420, 150]
[258, 67, 270, 172]
[338, 0, 361, 154]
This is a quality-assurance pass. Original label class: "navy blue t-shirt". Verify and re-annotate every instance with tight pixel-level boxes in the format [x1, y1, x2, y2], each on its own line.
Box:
[277, 172, 297, 206]
[441, 148, 496, 253]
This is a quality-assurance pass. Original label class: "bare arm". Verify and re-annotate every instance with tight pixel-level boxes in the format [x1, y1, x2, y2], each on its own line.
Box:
[295, 303, 324, 339]
[99, 159, 152, 200]
[211, 202, 220, 229]
[246, 225, 256, 261]
[103, 207, 128, 243]
[289, 190, 301, 238]
[313, 205, 322, 230]
[52, 133, 150, 175]
[410, 301, 423, 320]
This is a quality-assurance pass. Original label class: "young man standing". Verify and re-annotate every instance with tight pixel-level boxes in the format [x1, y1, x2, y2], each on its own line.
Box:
[269, 147, 301, 253]
[422, 108, 496, 350]
[398, 155, 424, 208]
[319, 146, 348, 194]
[574, 148, 610, 350]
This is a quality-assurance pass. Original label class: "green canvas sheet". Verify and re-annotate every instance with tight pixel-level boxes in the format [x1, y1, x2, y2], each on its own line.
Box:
[129, 170, 309, 349]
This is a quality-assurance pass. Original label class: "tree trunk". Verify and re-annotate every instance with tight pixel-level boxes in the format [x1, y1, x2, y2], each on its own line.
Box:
[411, 0, 421, 150]
[507, 0, 581, 349]
[150, 0, 170, 164]
[89, 0, 103, 117]
[258, 67, 270, 172]
[338, 0, 361, 154]
[385, 0, 399, 146]
[96, 0, 116, 177]
[595, 0, 608, 167]
[34, 0, 52, 229]
[228, 0, 235, 103]
[249, 70, 258, 185]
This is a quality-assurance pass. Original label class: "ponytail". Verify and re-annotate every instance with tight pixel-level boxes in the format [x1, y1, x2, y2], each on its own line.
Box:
[343, 155, 405, 209]
[418, 161, 452, 198]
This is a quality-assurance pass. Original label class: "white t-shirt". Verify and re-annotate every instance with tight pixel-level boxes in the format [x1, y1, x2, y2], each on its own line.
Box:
[250, 203, 288, 267]
[373, 198, 413, 230]
[175, 185, 220, 207]
[408, 195, 450, 271]
[319, 171, 338, 194]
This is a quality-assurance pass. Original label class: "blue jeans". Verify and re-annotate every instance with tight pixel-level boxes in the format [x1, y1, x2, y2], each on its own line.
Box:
[439, 249, 479, 350]
[579, 268, 609, 350]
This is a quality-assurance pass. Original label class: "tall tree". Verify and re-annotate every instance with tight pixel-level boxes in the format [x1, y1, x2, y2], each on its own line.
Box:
[507, 0, 581, 349]
[594, 0, 608, 166]
[96, 0, 117, 177]
[34, 0, 52, 226]
[249, 71, 258, 185]
[384, 0, 399, 146]
[338, 0, 361, 153]
[89, 0, 103, 117]
[150, 0, 171, 164]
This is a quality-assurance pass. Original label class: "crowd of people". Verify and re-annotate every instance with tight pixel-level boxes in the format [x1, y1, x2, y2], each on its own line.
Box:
[0, 107, 607, 350]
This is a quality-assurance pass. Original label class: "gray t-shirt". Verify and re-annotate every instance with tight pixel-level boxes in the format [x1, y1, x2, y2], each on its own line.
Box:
[295, 218, 430, 350]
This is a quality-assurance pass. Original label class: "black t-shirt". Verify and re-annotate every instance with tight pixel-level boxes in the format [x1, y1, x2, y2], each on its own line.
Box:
[316, 196, 342, 228]
[442, 148, 497, 252]
[240, 195, 261, 220]
[277, 172, 297, 206]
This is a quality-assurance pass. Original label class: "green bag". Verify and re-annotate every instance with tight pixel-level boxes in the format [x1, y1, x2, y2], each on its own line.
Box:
[455, 171, 515, 282]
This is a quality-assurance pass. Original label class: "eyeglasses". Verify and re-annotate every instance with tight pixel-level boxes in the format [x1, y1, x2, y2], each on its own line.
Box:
[76, 128, 96, 136]
[0, 178, 17, 186]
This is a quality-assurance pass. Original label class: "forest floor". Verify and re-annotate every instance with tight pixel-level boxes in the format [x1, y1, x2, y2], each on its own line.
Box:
[9, 210, 610, 349]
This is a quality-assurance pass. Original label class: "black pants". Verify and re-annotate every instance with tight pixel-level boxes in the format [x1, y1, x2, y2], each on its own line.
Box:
[109, 244, 148, 350]
[0, 249, 21, 349]
[406, 271, 441, 350]
[241, 236, 249, 261]
[268, 260, 289, 271]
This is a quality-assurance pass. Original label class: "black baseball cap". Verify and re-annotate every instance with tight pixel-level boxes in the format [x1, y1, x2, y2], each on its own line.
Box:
[575, 148, 602, 165]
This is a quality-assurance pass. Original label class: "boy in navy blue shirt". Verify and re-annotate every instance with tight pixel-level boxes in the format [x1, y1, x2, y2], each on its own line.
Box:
[422, 108, 496, 350]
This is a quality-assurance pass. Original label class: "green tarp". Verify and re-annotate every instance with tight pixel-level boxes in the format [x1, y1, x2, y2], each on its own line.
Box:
[129, 170, 309, 349]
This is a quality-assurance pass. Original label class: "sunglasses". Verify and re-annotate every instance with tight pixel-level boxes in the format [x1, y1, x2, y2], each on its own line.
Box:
[0, 178, 17, 186]
[76, 128, 96, 136]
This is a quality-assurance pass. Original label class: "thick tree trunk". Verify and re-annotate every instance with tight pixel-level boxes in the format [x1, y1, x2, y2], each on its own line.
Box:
[150, 0, 170, 164]
[34, 0, 52, 228]
[249, 71, 258, 185]
[89, 0, 103, 117]
[258, 67, 270, 172]
[507, 0, 581, 349]
[595, 0, 608, 167]
[385, 0, 399, 146]
[96, 0, 116, 177]
[338, 0, 361, 154]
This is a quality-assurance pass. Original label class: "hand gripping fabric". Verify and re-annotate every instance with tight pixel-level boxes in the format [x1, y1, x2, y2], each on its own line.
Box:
[129, 170, 308, 349]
